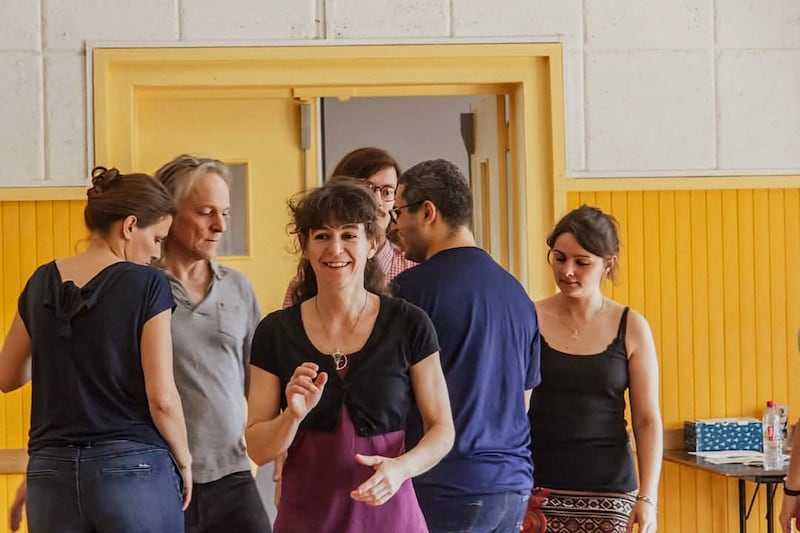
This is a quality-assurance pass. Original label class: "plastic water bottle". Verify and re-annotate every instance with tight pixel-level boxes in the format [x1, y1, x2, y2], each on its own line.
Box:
[763, 400, 784, 470]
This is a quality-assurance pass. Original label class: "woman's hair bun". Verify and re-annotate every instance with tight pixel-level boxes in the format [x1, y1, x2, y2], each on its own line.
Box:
[88, 166, 121, 198]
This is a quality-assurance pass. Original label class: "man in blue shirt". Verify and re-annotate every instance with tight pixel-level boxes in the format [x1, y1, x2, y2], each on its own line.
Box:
[391, 159, 541, 533]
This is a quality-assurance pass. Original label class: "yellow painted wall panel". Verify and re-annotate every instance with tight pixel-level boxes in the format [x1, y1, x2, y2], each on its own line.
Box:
[785, 190, 800, 409]
[2, 203, 21, 329]
[721, 190, 743, 416]
[673, 191, 695, 422]
[706, 191, 727, 416]
[752, 191, 772, 408]
[689, 191, 711, 418]
[609, 192, 629, 306]
[768, 190, 788, 403]
[641, 191, 661, 325]
[737, 191, 758, 414]
[658, 192, 681, 433]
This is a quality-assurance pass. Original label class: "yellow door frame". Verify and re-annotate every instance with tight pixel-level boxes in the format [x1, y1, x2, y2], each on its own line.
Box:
[91, 43, 566, 297]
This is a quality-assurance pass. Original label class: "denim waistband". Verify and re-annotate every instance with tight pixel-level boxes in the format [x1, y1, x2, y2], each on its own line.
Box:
[31, 440, 167, 461]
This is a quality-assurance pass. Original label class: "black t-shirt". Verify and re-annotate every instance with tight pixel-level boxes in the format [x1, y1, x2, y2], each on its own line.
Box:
[19, 261, 175, 451]
[250, 295, 439, 436]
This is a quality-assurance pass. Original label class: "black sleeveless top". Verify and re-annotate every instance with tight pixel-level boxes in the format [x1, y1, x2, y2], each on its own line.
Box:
[529, 307, 637, 493]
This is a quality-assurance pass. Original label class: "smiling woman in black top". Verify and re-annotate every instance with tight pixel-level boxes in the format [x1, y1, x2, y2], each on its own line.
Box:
[245, 177, 454, 533]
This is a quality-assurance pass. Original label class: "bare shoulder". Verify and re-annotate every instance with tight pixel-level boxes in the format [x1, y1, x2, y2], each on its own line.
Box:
[625, 308, 653, 335]
[623, 307, 656, 355]
[533, 295, 559, 314]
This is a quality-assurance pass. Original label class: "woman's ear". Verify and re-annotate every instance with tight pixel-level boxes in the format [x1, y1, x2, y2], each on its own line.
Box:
[367, 236, 378, 260]
[605, 255, 618, 273]
[122, 215, 138, 240]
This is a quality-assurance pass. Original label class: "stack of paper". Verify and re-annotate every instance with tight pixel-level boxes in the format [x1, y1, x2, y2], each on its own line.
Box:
[688, 450, 789, 466]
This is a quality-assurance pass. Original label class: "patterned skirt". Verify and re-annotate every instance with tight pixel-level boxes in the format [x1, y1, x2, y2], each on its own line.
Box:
[538, 489, 635, 533]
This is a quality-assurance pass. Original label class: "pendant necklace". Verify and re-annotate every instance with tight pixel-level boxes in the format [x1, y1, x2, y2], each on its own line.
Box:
[560, 297, 605, 340]
[315, 292, 369, 370]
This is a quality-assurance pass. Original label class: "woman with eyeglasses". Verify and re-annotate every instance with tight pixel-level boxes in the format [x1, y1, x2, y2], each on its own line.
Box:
[282, 147, 416, 307]
[246, 178, 454, 532]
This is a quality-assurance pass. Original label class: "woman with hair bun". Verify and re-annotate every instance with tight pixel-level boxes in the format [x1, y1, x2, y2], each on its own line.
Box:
[0, 167, 192, 533]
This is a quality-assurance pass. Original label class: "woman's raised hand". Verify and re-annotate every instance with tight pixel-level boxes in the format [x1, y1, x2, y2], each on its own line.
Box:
[285, 362, 328, 420]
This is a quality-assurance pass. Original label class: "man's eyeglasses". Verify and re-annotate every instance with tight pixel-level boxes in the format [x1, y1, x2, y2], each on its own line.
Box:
[366, 183, 396, 202]
[389, 200, 425, 224]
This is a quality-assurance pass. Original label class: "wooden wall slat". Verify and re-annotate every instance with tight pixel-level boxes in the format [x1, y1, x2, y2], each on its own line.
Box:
[752, 191, 772, 409]
[722, 189, 743, 416]
[610, 192, 629, 305]
[768, 190, 788, 403]
[737, 190, 758, 414]
[785, 190, 800, 409]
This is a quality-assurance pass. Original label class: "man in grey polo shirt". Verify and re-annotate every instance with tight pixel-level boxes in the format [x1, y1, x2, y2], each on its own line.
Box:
[156, 155, 271, 533]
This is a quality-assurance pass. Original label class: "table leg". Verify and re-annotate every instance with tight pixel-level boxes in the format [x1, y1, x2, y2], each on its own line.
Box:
[740, 479, 747, 533]
[766, 482, 775, 533]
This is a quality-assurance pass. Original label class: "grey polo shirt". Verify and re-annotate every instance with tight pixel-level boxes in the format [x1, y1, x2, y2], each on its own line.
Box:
[165, 261, 261, 484]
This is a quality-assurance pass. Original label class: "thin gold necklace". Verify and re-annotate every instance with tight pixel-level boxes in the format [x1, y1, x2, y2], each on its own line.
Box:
[559, 297, 606, 340]
[314, 292, 369, 370]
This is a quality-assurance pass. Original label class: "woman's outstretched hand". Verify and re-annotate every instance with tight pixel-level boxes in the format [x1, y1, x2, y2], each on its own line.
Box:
[350, 454, 408, 506]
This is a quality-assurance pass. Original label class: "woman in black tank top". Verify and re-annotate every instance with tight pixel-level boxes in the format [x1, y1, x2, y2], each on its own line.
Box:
[525, 205, 662, 533]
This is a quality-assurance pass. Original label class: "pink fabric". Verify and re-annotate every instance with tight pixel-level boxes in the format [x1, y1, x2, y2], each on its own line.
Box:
[375, 241, 417, 286]
[274, 407, 427, 533]
[281, 241, 416, 309]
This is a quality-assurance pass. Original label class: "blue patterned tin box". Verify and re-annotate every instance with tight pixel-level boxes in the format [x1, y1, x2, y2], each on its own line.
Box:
[684, 418, 762, 452]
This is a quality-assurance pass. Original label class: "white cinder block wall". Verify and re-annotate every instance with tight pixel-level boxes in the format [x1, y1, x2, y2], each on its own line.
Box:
[1, 0, 798, 186]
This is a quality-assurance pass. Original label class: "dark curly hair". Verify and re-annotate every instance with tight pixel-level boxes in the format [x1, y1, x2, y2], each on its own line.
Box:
[397, 159, 472, 227]
[288, 177, 386, 304]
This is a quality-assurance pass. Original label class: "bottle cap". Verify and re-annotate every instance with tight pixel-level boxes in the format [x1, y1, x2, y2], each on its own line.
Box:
[767, 400, 776, 407]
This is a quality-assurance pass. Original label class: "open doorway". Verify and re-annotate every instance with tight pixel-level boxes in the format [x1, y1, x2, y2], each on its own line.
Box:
[322, 95, 507, 262]
[322, 96, 479, 179]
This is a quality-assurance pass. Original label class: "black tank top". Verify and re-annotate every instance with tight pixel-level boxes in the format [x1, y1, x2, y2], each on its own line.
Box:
[529, 307, 637, 493]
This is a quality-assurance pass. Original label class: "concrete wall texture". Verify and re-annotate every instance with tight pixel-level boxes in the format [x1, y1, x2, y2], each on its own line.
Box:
[1, 0, 798, 185]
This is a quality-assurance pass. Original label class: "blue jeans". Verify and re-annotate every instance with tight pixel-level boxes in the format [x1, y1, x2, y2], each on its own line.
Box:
[416, 489, 529, 533]
[26, 440, 184, 533]
[185, 471, 271, 533]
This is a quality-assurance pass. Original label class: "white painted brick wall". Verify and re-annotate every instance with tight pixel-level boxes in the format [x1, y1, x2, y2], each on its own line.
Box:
[327, 0, 449, 39]
[585, 0, 711, 50]
[585, 51, 714, 171]
[44, 0, 178, 51]
[717, 51, 800, 169]
[452, 0, 582, 48]
[180, 0, 317, 41]
[0, 0, 41, 51]
[1, 0, 799, 184]
[0, 53, 44, 182]
[563, 49, 585, 172]
[717, 0, 800, 49]
[44, 52, 88, 183]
